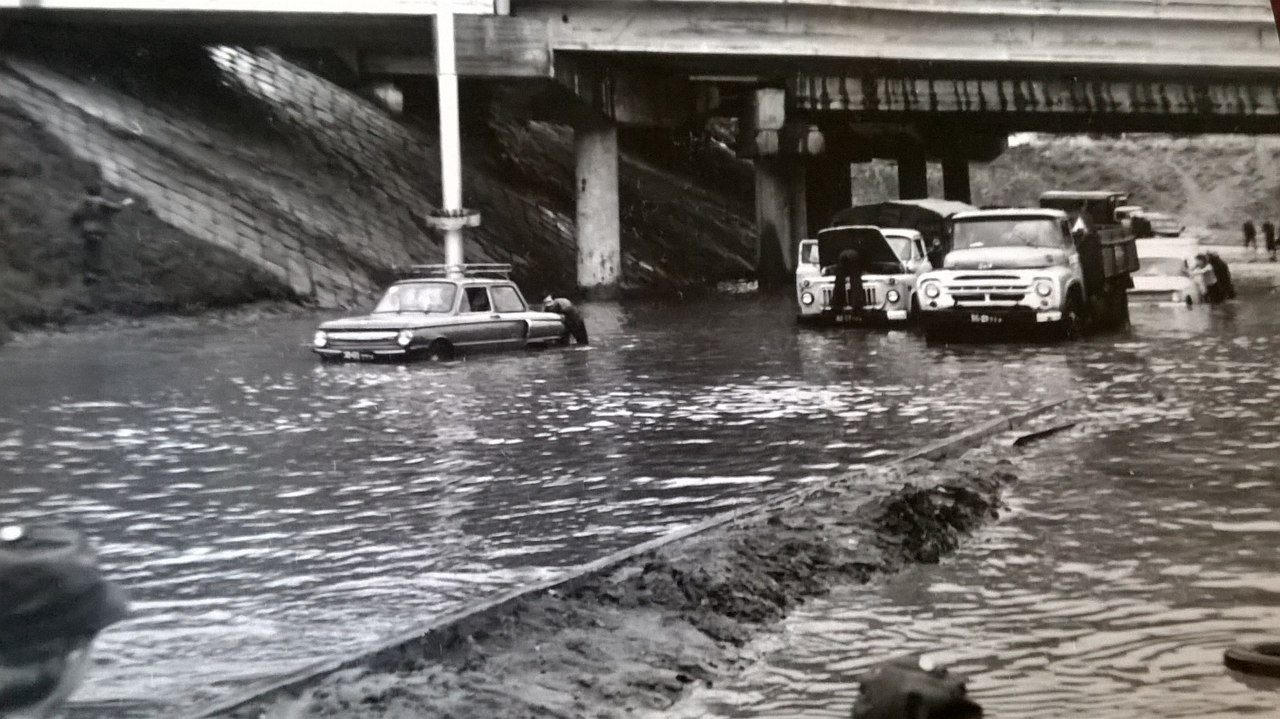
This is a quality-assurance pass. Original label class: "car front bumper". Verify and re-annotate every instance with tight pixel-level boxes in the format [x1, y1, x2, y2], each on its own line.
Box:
[313, 346, 412, 361]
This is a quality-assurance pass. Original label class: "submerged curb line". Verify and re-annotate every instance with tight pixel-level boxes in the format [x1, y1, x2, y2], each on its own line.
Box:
[194, 396, 1072, 718]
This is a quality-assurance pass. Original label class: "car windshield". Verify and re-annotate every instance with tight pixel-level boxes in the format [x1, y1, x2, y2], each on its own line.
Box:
[373, 282, 457, 313]
[1137, 257, 1189, 276]
[883, 236, 913, 261]
[953, 218, 1063, 250]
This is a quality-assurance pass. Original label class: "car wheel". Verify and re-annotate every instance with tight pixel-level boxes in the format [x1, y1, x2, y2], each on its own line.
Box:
[424, 340, 454, 362]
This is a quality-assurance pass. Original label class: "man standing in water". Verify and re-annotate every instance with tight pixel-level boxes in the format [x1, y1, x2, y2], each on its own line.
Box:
[1263, 220, 1276, 262]
[543, 296, 589, 345]
[70, 183, 133, 285]
[832, 248, 864, 317]
[1242, 219, 1258, 257]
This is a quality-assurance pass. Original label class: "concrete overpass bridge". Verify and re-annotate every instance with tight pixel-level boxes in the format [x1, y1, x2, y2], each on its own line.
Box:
[4, 0, 1280, 287]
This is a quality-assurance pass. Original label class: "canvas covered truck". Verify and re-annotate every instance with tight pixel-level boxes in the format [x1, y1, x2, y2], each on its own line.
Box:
[916, 203, 1139, 340]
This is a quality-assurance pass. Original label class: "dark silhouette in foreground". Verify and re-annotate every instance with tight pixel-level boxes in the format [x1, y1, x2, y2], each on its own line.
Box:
[0, 524, 129, 718]
[542, 296, 589, 345]
[851, 654, 983, 719]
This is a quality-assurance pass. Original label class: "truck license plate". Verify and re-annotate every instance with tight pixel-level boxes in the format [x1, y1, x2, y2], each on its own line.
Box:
[969, 313, 1003, 324]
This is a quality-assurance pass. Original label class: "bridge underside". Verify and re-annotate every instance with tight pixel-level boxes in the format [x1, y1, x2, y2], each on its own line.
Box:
[6, 0, 1280, 288]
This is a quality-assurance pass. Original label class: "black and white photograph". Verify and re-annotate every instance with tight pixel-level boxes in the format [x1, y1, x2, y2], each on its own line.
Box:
[2, 0, 1280, 716]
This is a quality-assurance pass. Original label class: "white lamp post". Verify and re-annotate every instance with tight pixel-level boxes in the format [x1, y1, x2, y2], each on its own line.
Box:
[428, 2, 480, 277]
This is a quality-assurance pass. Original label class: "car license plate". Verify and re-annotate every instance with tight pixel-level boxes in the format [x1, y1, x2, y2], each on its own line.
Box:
[342, 351, 376, 361]
[969, 313, 1003, 325]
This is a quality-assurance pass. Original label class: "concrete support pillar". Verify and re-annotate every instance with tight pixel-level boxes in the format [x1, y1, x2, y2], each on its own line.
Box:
[755, 157, 805, 286]
[942, 156, 972, 204]
[804, 156, 852, 234]
[574, 120, 621, 296]
[897, 150, 928, 200]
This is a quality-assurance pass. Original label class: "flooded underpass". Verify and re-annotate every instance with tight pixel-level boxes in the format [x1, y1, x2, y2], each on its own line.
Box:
[671, 296, 1280, 718]
[0, 290, 1274, 716]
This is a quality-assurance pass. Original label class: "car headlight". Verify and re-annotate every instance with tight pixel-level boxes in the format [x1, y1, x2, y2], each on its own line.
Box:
[886, 289, 901, 304]
[923, 283, 940, 299]
[800, 292, 815, 306]
[1035, 280, 1054, 297]
[396, 329, 414, 347]
[312, 330, 327, 348]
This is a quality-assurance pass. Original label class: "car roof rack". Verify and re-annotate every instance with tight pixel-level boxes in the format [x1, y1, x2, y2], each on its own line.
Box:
[397, 263, 513, 279]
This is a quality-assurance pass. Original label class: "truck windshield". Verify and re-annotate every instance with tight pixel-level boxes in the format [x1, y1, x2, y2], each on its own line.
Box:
[883, 236, 913, 261]
[952, 218, 1064, 250]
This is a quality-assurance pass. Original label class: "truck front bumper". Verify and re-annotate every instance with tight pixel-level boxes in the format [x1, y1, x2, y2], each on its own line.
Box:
[921, 307, 1061, 328]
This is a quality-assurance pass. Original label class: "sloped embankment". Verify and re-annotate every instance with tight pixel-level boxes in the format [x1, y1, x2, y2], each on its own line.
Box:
[0, 39, 756, 338]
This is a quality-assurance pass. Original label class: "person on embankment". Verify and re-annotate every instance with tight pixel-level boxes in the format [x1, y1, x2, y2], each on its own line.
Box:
[70, 183, 133, 286]
[0, 523, 129, 718]
[543, 296, 589, 344]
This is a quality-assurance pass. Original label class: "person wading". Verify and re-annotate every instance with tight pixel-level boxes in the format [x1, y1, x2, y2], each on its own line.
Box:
[542, 296, 589, 345]
[1264, 220, 1276, 262]
[832, 248, 865, 317]
[70, 183, 133, 286]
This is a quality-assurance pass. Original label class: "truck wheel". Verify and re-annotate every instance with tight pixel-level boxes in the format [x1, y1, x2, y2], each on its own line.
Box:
[1058, 293, 1084, 340]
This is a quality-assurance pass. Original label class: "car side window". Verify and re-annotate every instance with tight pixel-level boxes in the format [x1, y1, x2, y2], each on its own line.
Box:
[490, 285, 526, 313]
[461, 287, 491, 313]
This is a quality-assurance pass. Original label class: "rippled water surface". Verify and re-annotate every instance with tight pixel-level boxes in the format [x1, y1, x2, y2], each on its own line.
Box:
[0, 293, 1272, 716]
[670, 297, 1280, 718]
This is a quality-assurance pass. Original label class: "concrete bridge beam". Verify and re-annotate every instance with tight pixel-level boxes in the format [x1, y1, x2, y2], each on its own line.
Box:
[804, 155, 851, 234]
[897, 149, 928, 201]
[574, 117, 621, 296]
[754, 156, 805, 286]
[942, 156, 971, 204]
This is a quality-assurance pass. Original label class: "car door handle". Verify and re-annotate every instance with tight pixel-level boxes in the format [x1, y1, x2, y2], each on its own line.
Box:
[490, 313, 501, 319]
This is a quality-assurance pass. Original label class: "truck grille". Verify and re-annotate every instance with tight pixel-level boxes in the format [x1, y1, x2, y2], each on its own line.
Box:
[943, 275, 1030, 307]
[821, 287, 877, 309]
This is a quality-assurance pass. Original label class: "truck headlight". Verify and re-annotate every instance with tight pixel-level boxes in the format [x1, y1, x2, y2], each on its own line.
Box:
[312, 331, 328, 348]
[1035, 280, 1054, 297]
[396, 329, 414, 347]
[800, 292, 815, 306]
[923, 283, 940, 299]
[886, 289, 901, 304]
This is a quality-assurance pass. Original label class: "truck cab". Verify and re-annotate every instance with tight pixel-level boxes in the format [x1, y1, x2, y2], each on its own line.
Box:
[795, 226, 932, 324]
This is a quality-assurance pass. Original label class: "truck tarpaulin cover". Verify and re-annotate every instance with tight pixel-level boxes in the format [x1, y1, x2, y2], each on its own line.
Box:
[829, 200, 976, 247]
[1274, 1, 1280, 41]
[816, 227, 901, 271]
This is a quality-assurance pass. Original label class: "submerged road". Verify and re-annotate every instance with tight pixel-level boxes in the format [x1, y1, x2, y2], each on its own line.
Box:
[674, 292, 1280, 718]
[0, 291, 1241, 715]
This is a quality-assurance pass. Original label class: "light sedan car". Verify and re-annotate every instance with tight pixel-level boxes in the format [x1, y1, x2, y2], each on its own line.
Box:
[312, 265, 567, 362]
[1129, 255, 1203, 307]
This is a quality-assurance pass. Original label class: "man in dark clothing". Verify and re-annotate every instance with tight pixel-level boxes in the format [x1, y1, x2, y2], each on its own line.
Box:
[1264, 221, 1277, 262]
[1205, 252, 1236, 300]
[831, 248, 864, 316]
[542, 296, 589, 344]
[1242, 220, 1258, 254]
[70, 183, 132, 285]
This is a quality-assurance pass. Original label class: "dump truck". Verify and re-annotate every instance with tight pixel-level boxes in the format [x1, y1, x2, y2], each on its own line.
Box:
[916, 192, 1139, 339]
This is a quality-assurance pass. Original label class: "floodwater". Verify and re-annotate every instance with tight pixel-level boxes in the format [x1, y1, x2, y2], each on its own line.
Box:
[672, 294, 1280, 718]
[0, 290, 1272, 716]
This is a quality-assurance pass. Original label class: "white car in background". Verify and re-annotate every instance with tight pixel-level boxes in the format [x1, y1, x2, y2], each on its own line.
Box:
[1130, 238, 1203, 307]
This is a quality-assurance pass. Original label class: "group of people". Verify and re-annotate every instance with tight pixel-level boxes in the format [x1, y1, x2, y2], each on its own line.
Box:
[1241, 220, 1277, 262]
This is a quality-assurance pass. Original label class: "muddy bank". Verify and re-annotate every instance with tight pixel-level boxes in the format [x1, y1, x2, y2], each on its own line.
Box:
[212, 440, 1024, 719]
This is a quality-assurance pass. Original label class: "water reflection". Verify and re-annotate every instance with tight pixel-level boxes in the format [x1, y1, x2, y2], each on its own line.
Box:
[670, 297, 1280, 719]
[1, 294, 1245, 714]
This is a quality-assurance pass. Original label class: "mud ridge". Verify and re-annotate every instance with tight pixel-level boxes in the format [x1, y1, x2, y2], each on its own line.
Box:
[219, 445, 1020, 719]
